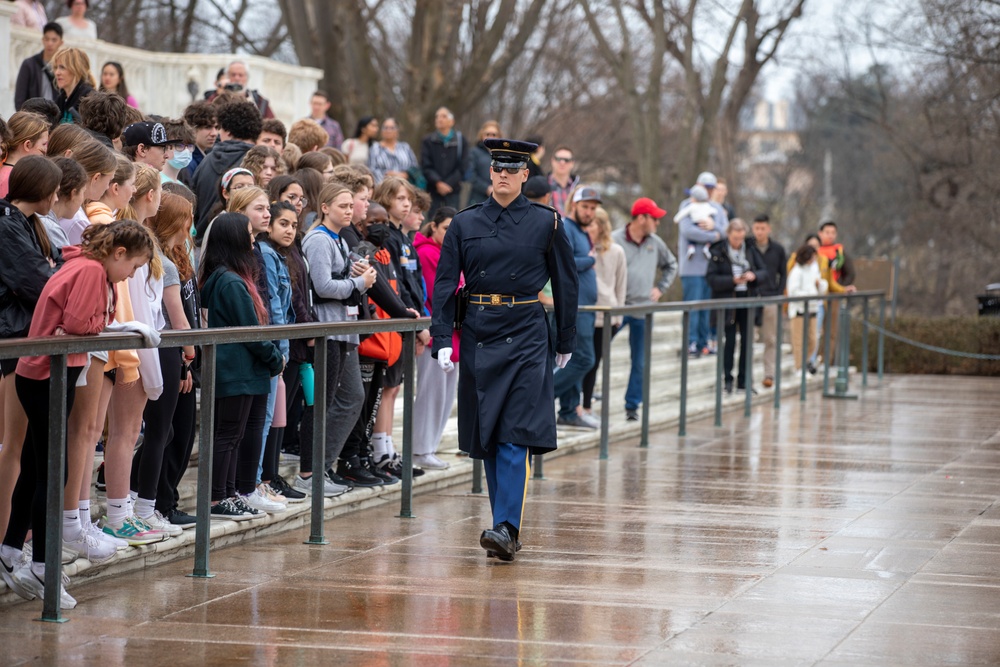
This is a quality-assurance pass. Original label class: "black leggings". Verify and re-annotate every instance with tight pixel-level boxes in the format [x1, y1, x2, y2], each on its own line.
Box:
[582, 325, 617, 410]
[4, 367, 82, 561]
[235, 392, 268, 495]
[212, 394, 252, 501]
[130, 347, 182, 501]
[155, 383, 197, 515]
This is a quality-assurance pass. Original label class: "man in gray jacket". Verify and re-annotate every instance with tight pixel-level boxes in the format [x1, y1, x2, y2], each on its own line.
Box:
[678, 171, 728, 357]
[611, 197, 677, 421]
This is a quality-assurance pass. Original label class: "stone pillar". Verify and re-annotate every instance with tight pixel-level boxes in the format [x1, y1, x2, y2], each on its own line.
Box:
[0, 2, 16, 118]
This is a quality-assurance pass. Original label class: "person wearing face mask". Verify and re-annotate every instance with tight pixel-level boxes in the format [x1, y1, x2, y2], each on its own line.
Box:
[157, 118, 196, 185]
[122, 121, 173, 173]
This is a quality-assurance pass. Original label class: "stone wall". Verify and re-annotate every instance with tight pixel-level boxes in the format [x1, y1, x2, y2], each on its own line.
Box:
[1, 5, 322, 128]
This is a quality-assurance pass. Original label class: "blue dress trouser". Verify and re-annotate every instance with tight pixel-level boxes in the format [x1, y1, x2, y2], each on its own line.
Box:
[483, 442, 531, 532]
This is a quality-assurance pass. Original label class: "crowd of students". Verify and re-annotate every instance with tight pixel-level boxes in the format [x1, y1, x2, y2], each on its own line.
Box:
[0, 49, 461, 610]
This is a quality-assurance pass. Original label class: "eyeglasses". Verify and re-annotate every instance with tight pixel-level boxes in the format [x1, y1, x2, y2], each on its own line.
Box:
[553, 156, 574, 163]
[491, 166, 523, 175]
[284, 194, 307, 206]
[166, 143, 193, 152]
[230, 182, 252, 192]
[382, 125, 398, 131]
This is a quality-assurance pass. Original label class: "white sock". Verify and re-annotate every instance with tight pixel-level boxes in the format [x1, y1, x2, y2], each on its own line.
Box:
[372, 432, 389, 459]
[30, 561, 44, 578]
[78, 499, 92, 529]
[63, 510, 82, 541]
[0, 544, 21, 564]
[386, 436, 397, 457]
[128, 490, 138, 502]
[106, 497, 129, 526]
[134, 497, 155, 519]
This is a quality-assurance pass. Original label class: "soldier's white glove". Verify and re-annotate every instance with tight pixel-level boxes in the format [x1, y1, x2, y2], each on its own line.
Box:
[437, 347, 455, 373]
[555, 353, 572, 369]
[105, 320, 161, 348]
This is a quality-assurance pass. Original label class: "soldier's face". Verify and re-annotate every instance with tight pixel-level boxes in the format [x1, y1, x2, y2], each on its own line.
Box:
[490, 165, 527, 196]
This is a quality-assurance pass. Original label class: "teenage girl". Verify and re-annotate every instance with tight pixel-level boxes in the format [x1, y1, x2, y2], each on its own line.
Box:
[226, 186, 285, 514]
[0, 220, 154, 610]
[198, 213, 284, 520]
[0, 157, 62, 542]
[128, 192, 199, 535]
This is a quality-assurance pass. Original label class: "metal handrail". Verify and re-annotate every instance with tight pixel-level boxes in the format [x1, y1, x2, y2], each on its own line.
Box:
[12, 316, 428, 622]
[10, 289, 886, 621]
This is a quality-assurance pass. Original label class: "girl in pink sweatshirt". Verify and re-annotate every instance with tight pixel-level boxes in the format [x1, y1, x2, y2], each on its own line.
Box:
[0, 220, 154, 610]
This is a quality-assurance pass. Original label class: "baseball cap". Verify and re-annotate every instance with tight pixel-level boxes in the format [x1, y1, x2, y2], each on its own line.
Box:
[572, 186, 602, 204]
[523, 176, 550, 199]
[123, 121, 169, 148]
[696, 171, 717, 189]
[631, 197, 667, 218]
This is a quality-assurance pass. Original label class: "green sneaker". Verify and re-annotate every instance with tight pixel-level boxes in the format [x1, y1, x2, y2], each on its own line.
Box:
[101, 515, 165, 546]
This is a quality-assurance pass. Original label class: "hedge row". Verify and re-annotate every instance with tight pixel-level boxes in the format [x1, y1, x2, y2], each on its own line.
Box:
[848, 315, 1000, 376]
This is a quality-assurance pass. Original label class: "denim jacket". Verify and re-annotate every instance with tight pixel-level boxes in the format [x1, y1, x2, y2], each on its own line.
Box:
[260, 240, 294, 361]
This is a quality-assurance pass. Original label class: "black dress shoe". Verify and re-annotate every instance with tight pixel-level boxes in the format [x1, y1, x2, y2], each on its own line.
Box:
[486, 540, 522, 559]
[480, 524, 516, 561]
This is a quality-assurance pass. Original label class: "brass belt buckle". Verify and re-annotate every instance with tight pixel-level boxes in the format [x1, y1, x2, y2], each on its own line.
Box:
[490, 294, 501, 306]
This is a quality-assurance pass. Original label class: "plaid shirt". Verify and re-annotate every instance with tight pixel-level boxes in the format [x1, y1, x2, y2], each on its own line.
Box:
[547, 174, 579, 217]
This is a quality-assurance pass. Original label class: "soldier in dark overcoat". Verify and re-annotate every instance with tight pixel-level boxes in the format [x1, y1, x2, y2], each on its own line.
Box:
[430, 138, 578, 561]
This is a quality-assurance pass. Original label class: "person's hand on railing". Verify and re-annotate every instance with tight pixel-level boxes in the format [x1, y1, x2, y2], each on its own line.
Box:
[844, 285, 857, 293]
[179, 367, 193, 394]
[437, 347, 455, 372]
[555, 353, 572, 369]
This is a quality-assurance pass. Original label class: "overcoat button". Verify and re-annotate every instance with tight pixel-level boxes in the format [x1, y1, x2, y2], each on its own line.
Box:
[477, 343, 483, 349]
[510, 273, 517, 280]
[506, 338, 512, 344]
[480, 270, 486, 276]
[479, 306, 484, 311]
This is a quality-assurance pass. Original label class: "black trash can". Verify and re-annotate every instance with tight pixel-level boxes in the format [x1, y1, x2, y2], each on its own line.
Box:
[978, 284, 1000, 317]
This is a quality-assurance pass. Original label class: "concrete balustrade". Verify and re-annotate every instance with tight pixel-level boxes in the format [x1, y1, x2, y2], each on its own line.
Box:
[2, 5, 322, 127]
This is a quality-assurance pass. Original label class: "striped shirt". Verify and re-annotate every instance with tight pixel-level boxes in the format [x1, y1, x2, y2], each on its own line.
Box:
[369, 141, 419, 184]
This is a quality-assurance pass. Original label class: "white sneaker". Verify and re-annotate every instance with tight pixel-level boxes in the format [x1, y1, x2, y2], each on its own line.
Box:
[242, 488, 286, 514]
[136, 510, 184, 537]
[64, 530, 117, 565]
[86, 520, 128, 550]
[413, 453, 449, 470]
[1, 550, 36, 601]
[16, 565, 77, 609]
[579, 412, 600, 429]
[259, 482, 285, 503]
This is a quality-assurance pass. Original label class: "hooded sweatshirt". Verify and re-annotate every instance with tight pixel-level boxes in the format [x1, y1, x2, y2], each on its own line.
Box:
[200, 266, 283, 398]
[413, 232, 441, 315]
[192, 139, 254, 237]
[0, 199, 58, 339]
[17, 246, 115, 380]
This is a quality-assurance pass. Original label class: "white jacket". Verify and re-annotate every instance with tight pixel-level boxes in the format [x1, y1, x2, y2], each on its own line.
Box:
[786, 260, 828, 318]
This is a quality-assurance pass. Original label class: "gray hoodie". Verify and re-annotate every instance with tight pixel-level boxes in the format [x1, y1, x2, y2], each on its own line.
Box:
[301, 227, 368, 344]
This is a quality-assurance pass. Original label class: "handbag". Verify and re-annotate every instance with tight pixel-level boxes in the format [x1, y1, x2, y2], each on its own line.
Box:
[357, 298, 402, 365]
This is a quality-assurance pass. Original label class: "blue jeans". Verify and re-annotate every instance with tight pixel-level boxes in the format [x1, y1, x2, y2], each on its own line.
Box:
[553, 311, 596, 417]
[681, 276, 712, 348]
[616, 315, 646, 411]
[256, 374, 280, 485]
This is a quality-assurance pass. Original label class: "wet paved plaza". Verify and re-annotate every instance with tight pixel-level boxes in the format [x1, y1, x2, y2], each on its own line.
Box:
[2, 375, 999, 665]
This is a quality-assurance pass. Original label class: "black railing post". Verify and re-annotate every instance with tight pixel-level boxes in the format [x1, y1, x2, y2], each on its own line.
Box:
[306, 336, 329, 545]
[40, 354, 68, 623]
[822, 297, 832, 395]
[679, 310, 690, 437]
[533, 454, 544, 480]
[190, 344, 216, 578]
[744, 302, 754, 418]
[398, 331, 415, 519]
[774, 303, 783, 409]
[714, 307, 724, 427]
[639, 312, 654, 448]
[878, 294, 886, 383]
[472, 459, 483, 494]
[599, 309, 612, 458]
[862, 296, 870, 387]
[800, 300, 809, 402]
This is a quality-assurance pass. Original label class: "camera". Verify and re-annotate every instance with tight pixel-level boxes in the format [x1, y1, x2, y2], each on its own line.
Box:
[223, 83, 244, 93]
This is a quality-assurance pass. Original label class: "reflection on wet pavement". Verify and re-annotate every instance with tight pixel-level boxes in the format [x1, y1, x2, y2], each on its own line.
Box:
[1, 375, 999, 665]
